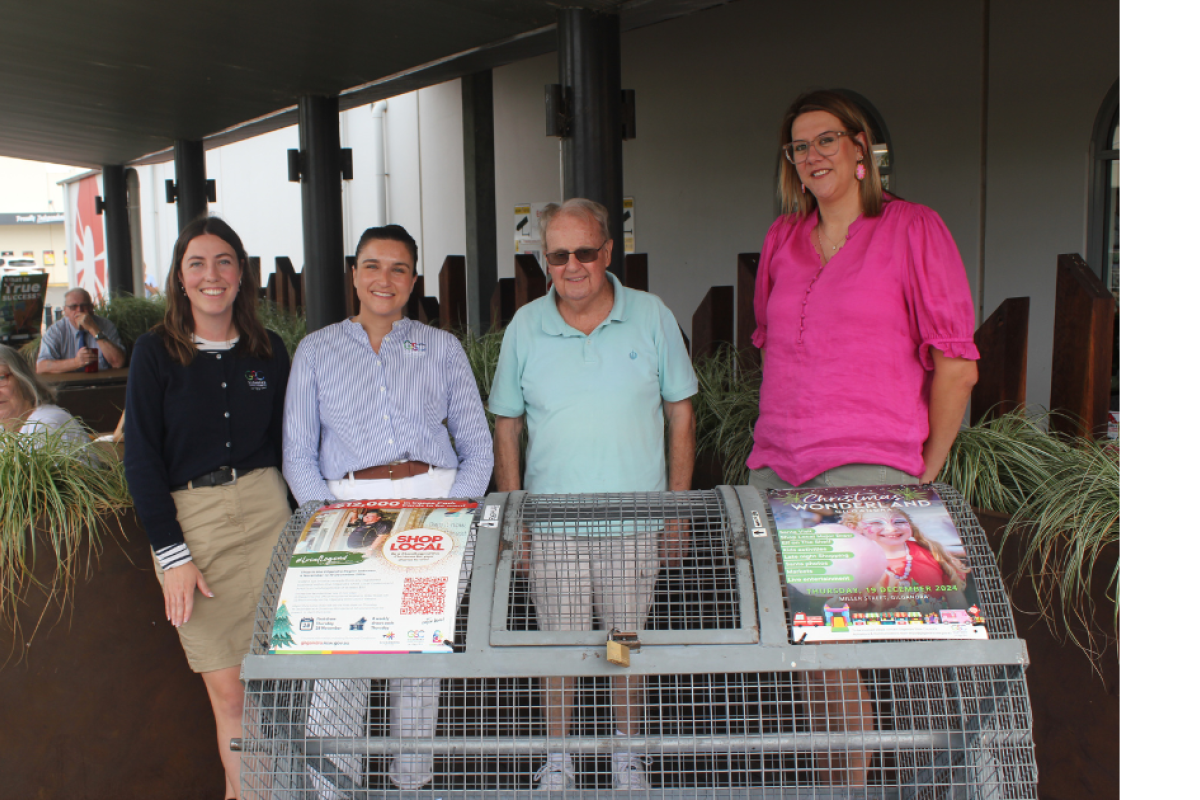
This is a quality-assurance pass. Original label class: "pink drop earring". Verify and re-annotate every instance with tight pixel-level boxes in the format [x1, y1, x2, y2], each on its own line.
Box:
[855, 161, 866, 181]
[801, 182, 806, 194]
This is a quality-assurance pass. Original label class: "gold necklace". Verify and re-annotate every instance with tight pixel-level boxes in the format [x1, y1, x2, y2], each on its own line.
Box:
[817, 224, 847, 261]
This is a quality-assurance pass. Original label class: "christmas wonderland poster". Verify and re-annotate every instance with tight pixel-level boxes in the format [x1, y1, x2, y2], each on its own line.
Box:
[767, 485, 988, 642]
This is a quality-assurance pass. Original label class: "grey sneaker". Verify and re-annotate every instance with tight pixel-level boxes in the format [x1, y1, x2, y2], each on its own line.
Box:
[389, 754, 434, 790]
[534, 753, 576, 790]
[612, 752, 651, 790]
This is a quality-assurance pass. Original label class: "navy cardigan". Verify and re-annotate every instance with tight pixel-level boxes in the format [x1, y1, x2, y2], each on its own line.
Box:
[123, 330, 290, 559]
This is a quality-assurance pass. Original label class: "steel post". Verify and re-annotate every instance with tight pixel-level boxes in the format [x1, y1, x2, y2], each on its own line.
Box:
[299, 95, 348, 332]
[462, 70, 498, 333]
[173, 139, 208, 230]
[558, 7, 624, 281]
[101, 164, 134, 298]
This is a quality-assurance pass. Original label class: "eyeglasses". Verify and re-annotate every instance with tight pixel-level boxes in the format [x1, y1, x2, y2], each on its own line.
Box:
[545, 242, 609, 267]
[64, 303, 90, 311]
[783, 130, 852, 164]
[0, 373, 10, 384]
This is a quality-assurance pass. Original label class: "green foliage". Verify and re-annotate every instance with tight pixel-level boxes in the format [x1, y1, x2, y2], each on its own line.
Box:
[0, 430, 133, 637]
[692, 347, 761, 486]
[938, 410, 1074, 515]
[95, 295, 167, 350]
[458, 327, 506, 436]
[19, 337, 39, 365]
[939, 410, 1120, 659]
[258, 301, 307, 359]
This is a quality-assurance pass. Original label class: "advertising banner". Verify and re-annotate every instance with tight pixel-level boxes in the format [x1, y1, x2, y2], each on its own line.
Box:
[768, 485, 988, 642]
[0, 273, 49, 343]
[270, 499, 476, 655]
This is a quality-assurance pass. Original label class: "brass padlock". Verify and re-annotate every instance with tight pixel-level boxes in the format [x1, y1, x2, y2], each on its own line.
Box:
[606, 628, 641, 667]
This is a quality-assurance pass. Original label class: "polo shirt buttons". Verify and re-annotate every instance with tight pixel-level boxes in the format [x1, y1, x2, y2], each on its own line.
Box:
[226, 442, 231, 448]
[216, 354, 222, 360]
[221, 382, 227, 388]
[224, 412, 230, 418]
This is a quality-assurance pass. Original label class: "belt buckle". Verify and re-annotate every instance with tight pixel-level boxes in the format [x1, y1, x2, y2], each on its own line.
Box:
[218, 466, 238, 486]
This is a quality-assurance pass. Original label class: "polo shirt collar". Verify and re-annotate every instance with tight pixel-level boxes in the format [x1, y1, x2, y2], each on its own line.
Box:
[542, 272, 627, 337]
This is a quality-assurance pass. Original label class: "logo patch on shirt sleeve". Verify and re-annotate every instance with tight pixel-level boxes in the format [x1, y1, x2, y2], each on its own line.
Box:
[245, 370, 268, 390]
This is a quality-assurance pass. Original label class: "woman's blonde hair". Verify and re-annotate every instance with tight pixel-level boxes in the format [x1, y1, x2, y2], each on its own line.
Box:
[840, 506, 970, 586]
[776, 89, 885, 221]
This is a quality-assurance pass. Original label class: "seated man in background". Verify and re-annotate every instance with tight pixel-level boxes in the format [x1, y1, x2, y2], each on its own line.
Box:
[36, 288, 126, 373]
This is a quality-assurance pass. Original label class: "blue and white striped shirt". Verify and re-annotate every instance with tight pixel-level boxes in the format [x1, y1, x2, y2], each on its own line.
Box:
[283, 318, 493, 505]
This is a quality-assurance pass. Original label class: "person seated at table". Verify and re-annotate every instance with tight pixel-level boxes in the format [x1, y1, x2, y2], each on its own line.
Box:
[0, 343, 89, 445]
[36, 288, 126, 373]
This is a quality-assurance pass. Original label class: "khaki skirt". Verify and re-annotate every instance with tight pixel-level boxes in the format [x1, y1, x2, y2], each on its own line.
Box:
[154, 466, 292, 673]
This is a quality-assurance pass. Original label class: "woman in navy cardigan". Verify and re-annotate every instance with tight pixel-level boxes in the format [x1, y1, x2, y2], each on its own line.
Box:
[124, 216, 291, 800]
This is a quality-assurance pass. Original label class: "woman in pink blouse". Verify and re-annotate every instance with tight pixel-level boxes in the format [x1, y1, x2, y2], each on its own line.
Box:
[749, 90, 979, 786]
[748, 90, 979, 492]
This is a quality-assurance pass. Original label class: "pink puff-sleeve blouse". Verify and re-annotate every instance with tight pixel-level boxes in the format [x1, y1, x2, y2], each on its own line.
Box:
[746, 197, 980, 486]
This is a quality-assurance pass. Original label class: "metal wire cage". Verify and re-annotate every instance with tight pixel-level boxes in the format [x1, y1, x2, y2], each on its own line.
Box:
[238, 486, 1036, 798]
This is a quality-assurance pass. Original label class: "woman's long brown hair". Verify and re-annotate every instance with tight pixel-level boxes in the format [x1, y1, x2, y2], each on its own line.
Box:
[156, 215, 273, 365]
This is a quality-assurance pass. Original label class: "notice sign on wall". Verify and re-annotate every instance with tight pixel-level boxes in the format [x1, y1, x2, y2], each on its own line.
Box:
[269, 499, 476, 655]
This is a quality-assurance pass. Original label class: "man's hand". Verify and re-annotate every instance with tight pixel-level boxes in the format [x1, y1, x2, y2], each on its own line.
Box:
[162, 561, 214, 627]
[661, 518, 691, 569]
[77, 312, 101, 337]
[75, 346, 98, 370]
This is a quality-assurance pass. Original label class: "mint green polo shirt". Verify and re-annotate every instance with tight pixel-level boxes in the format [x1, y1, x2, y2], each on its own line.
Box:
[489, 273, 697, 496]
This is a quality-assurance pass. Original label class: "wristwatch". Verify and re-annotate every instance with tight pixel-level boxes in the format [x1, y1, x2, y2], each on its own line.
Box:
[94, 332, 107, 342]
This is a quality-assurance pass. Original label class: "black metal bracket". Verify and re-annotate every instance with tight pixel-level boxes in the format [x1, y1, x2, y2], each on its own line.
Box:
[164, 179, 177, 204]
[340, 148, 354, 181]
[287, 149, 304, 182]
[544, 83, 572, 138]
[94, 196, 106, 215]
[206, 179, 217, 202]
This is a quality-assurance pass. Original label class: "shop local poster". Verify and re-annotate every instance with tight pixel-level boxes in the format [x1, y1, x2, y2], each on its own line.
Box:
[269, 499, 475, 654]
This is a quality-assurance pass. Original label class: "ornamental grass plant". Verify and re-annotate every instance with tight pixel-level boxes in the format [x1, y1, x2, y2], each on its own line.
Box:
[692, 347, 761, 486]
[939, 410, 1119, 663]
[0, 430, 133, 651]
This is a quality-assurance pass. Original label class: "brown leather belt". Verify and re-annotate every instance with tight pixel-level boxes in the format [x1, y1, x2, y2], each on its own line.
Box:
[344, 461, 431, 481]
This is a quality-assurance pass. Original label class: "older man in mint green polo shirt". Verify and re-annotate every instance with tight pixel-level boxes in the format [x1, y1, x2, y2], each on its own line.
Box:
[490, 197, 696, 791]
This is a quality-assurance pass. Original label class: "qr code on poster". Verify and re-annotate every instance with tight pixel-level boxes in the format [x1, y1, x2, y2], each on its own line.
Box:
[401, 577, 448, 616]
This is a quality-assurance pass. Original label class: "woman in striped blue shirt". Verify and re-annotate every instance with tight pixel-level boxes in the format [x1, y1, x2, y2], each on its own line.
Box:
[283, 224, 492, 792]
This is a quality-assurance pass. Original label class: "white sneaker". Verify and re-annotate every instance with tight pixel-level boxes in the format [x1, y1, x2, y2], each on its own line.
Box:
[534, 753, 576, 790]
[388, 754, 434, 790]
[612, 752, 651, 790]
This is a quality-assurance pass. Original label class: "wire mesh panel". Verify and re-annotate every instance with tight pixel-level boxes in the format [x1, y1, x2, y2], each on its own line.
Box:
[502, 491, 744, 636]
[239, 487, 1037, 799]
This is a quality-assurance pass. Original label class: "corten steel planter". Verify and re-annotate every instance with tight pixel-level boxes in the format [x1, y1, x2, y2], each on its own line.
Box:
[1, 511, 225, 799]
[976, 509, 1119, 800]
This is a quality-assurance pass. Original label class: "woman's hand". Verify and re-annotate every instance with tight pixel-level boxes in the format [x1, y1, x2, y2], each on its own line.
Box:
[162, 561, 214, 627]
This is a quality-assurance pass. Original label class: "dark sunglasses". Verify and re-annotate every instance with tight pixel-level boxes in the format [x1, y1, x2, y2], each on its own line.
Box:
[545, 241, 609, 267]
[64, 303, 90, 311]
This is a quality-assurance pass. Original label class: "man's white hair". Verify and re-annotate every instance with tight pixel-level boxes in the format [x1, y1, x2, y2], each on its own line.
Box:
[539, 198, 610, 252]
